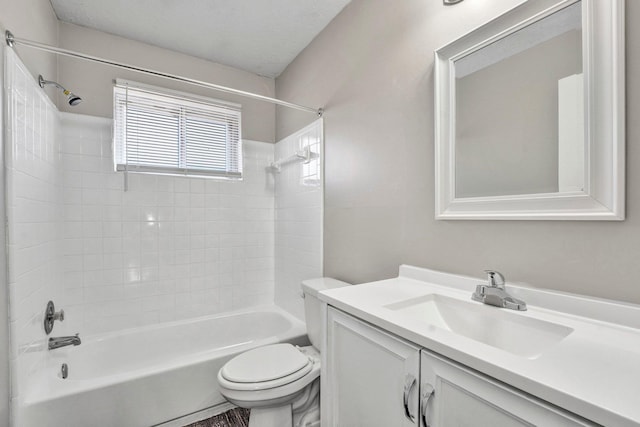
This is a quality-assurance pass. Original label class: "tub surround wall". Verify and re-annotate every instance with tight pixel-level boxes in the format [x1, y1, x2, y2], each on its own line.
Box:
[4, 49, 63, 426]
[3, 55, 328, 423]
[59, 114, 276, 336]
[274, 120, 324, 320]
[0, 1, 59, 423]
[275, 0, 640, 305]
[4, 77, 277, 420]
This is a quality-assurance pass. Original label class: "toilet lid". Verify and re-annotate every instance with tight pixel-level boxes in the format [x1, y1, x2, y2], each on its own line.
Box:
[221, 343, 311, 384]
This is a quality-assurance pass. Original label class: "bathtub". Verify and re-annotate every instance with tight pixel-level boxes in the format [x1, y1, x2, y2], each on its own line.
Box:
[19, 306, 308, 427]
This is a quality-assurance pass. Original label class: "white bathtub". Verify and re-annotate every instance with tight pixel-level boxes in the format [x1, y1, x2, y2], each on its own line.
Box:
[19, 306, 307, 427]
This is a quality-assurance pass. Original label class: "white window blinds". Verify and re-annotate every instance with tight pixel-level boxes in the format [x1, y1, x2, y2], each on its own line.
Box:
[113, 80, 242, 178]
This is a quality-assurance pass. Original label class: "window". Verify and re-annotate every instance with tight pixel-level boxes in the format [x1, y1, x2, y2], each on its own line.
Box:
[300, 123, 322, 187]
[113, 80, 242, 178]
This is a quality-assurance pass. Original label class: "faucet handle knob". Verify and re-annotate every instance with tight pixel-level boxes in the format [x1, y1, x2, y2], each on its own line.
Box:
[484, 270, 505, 288]
[44, 301, 64, 335]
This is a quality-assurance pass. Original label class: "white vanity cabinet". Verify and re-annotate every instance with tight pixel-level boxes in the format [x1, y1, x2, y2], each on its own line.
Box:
[419, 350, 595, 427]
[324, 307, 596, 427]
[324, 307, 421, 426]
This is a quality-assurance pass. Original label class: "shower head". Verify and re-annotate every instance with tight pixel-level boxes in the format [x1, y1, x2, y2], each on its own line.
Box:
[38, 75, 83, 106]
[67, 93, 82, 106]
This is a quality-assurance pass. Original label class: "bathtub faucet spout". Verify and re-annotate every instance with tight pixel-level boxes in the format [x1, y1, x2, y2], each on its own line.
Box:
[49, 334, 81, 350]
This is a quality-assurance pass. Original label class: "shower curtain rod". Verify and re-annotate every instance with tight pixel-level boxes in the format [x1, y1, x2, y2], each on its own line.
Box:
[5, 30, 323, 116]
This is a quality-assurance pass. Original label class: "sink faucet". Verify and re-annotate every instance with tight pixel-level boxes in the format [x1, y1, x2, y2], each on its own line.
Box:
[471, 270, 527, 311]
[49, 334, 81, 350]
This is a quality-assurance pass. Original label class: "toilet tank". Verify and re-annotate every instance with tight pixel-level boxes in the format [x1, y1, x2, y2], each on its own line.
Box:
[301, 278, 351, 350]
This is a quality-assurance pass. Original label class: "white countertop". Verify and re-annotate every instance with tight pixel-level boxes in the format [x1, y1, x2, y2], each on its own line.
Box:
[318, 265, 640, 427]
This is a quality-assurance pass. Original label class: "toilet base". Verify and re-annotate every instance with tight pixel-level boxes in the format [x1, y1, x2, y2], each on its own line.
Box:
[241, 378, 320, 427]
[249, 405, 292, 427]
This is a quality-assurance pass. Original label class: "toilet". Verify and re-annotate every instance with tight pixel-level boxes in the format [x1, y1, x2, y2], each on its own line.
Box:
[217, 278, 350, 427]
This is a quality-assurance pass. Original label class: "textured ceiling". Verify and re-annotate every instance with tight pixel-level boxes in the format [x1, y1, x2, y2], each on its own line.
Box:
[50, 0, 351, 77]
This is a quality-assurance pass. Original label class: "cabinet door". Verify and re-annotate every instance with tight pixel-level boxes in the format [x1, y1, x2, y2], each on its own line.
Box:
[324, 308, 421, 427]
[419, 350, 596, 427]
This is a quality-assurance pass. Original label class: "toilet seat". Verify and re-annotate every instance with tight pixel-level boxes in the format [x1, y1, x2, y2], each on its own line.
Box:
[218, 344, 316, 392]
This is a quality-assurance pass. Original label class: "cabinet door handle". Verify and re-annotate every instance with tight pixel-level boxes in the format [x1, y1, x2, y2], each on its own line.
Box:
[420, 384, 435, 427]
[403, 374, 417, 422]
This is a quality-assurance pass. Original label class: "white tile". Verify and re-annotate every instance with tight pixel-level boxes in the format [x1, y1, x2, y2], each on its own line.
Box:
[7, 95, 288, 342]
[82, 238, 102, 255]
[82, 205, 103, 221]
[103, 253, 124, 270]
[103, 206, 123, 222]
[81, 156, 104, 173]
[174, 207, 189, 222]
[189, 208, 205, 222]
[103, 189, 123, 206]
[84, 285, 123, 303]
[190, 179, 205, 193]
[82, 222, 102, 238]
[102, 222, 123, 237]
[174, 178, 190, 193]
[63, 188, 82, 205]
[157, 206, 174, 221]
[156, 191, 174, 206]
[205, 180, 219, 194]
[63, 238, 83, 256]
[102, 269, 124, 286]
[156, 176, 174, 192]
[83, 254, 103, 271]
[82, 172, 103, 189]
[190, 193, 205, 208]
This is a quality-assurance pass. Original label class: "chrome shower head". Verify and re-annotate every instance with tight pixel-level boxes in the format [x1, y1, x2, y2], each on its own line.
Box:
[38, 75, 83, 106]
[67, 93, 82, 106]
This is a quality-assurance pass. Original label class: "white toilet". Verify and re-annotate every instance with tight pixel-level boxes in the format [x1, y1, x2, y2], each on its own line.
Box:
[217, 278, 350, 427]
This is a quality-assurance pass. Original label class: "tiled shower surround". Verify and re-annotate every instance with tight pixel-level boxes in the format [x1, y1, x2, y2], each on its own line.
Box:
[274, 121, 323, 320]
[5, 50, 323, 420]
[59, 114, 276, 334]
[5, 49, 63, 412]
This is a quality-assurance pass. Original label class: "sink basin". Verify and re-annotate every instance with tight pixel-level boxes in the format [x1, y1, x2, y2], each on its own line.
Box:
[384, 294, 573, 358]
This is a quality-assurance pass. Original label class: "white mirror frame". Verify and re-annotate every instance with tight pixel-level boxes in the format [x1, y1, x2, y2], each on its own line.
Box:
[435, 0, 625, 220]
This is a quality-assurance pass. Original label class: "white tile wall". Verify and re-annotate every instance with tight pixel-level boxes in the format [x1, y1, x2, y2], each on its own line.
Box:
[58, 113, 276, 335]
[5, 49, 63, 413]
[274, 119, 324, 320]
[5, 49, 323, 424]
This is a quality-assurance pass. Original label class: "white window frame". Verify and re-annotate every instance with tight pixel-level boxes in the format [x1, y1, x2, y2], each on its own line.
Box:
[113, 79, 243, 179]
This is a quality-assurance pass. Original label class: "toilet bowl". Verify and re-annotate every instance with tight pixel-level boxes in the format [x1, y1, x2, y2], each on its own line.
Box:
[217, 278, 351, 427]
[217, 344, 321, 426]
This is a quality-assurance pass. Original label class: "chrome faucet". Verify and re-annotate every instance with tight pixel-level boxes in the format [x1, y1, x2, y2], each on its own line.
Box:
[471, 270, 527, 311]
[48, 334, 81, 350]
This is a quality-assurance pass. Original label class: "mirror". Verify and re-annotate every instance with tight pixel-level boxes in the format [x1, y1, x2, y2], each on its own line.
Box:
[435, 0, 625, 220]
[455, 3, 582, 198]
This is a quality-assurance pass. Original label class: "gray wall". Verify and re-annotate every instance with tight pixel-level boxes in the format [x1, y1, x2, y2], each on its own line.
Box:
[58, 22, 276, 142]
[0, 1, 59, 424]
[0, 0, 58, 88]
[276, 0, 640, 305]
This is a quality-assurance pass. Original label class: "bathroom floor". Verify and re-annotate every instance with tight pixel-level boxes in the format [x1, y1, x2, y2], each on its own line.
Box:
[183, 408, 250, 427]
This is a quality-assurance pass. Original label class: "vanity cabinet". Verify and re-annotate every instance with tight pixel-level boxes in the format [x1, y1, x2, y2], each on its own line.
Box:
[420, 350, 595, 427]
[324, 307, 421, 426]
[324, 307, 596, 427]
